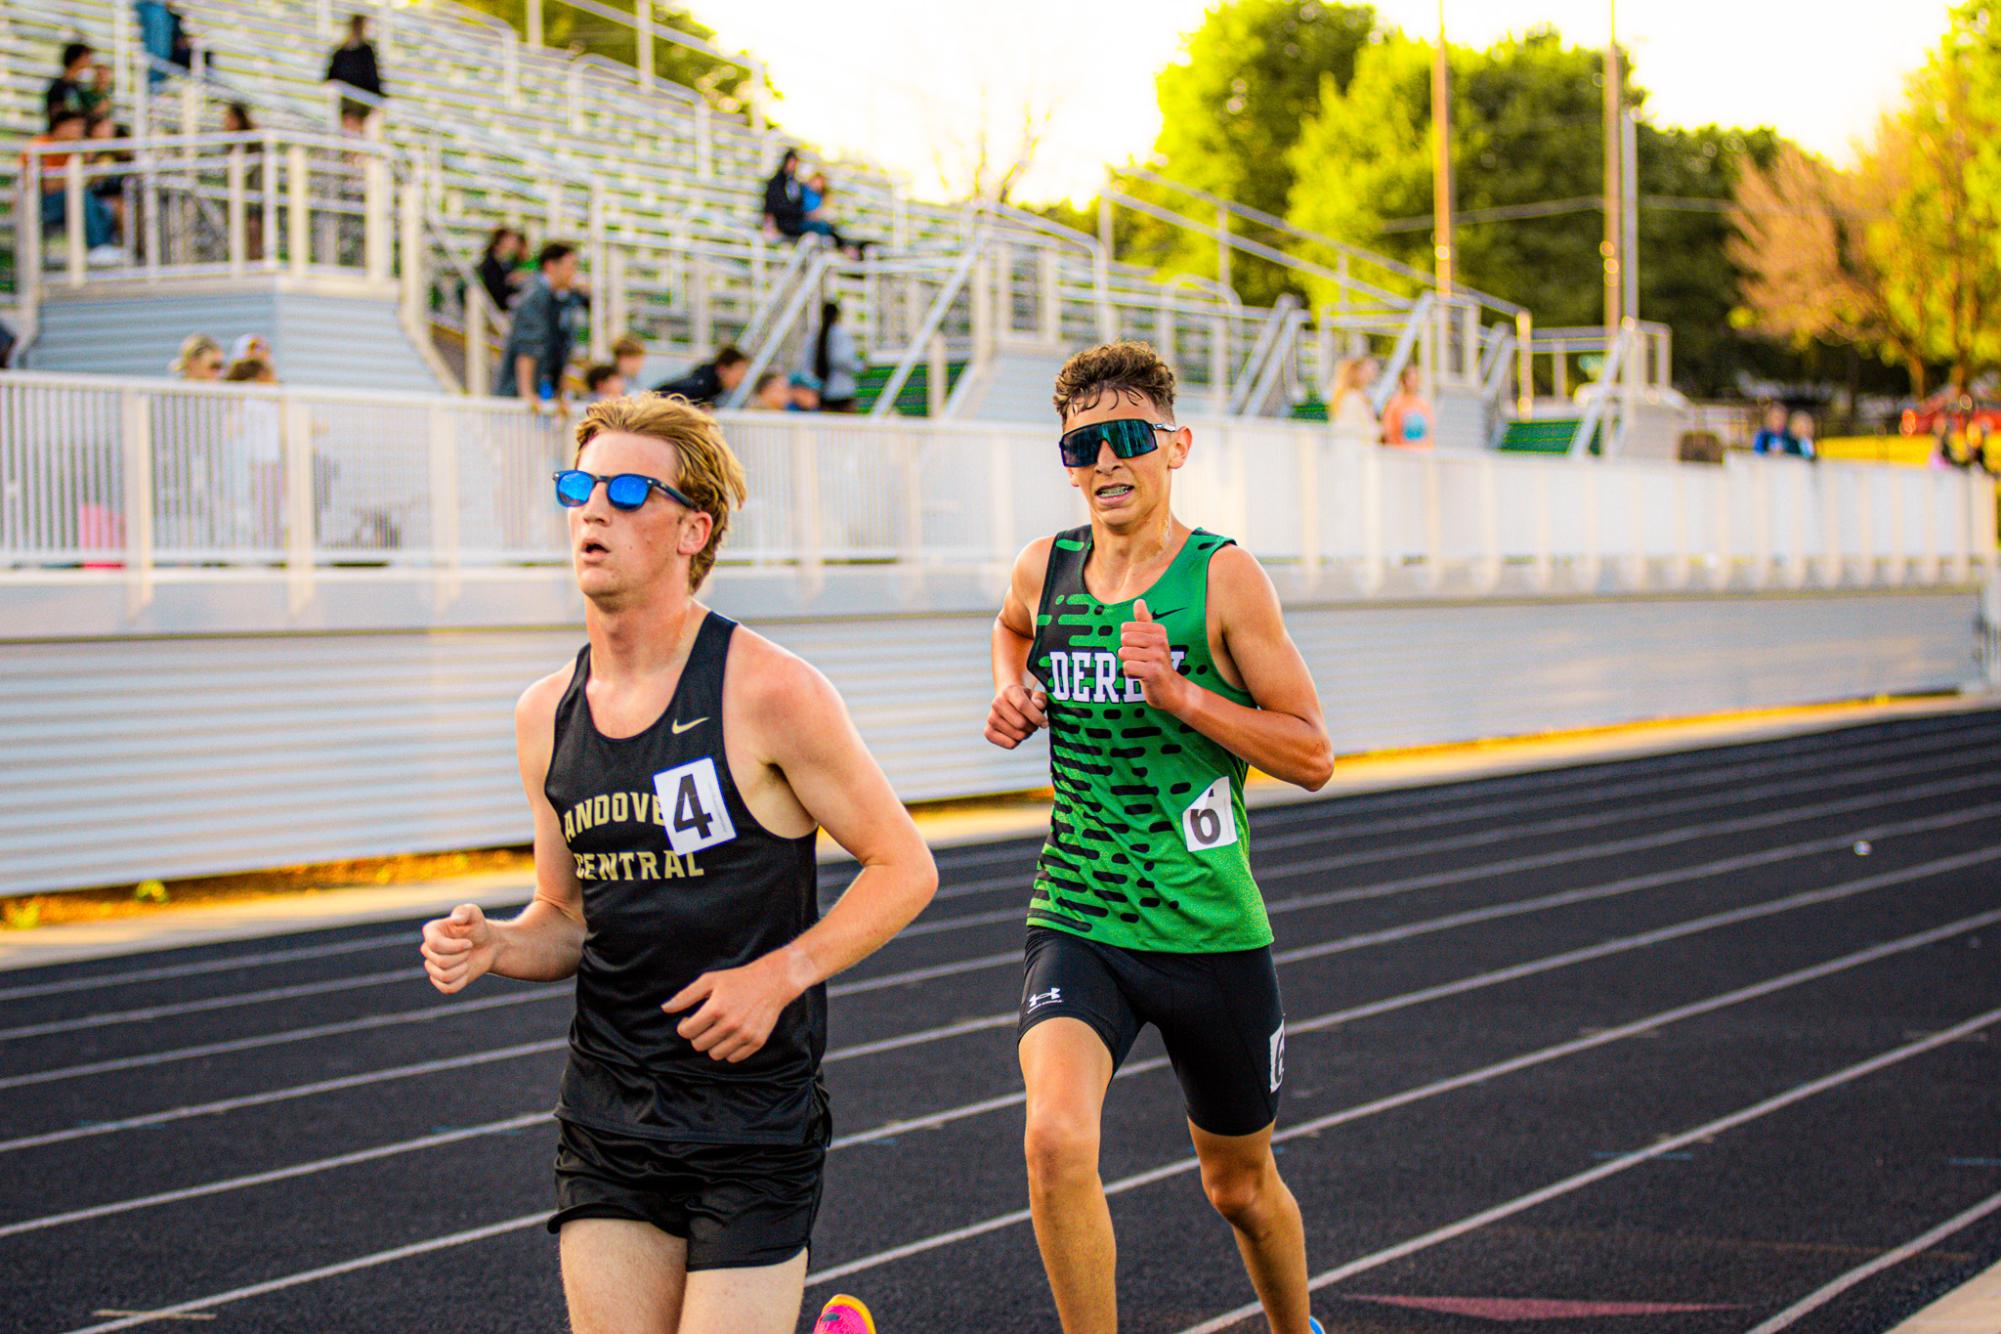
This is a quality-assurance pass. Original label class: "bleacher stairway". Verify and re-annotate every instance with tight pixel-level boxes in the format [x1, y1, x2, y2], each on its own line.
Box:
[23, 283, 446, 392]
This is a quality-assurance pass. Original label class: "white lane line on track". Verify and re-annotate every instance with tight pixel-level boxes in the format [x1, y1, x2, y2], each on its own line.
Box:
[1176, 1014, 2001, 1334]
[14, 723, 1989, 1037]
[903, 767, 2001, 943]
[19, 839, 1996, 1243]
[916, 720, 2000, 908]
[59, 1212, 555, 1334]
[799, 903, 2001, 1290]
[46, 902, 2001, 1331]
[15, 714, 1994, 1002]
[1740, 1189, 2001, 1334]
[1247, 733, 2001, 864]
[923, 719, 2001, 902]
[0, 951, 1018, 1094]
[7, 783, 1998, 1135]
[0, 838, 1041, 1001]
[0, 953, 1014, 1154]
[0, 968, 421, 1043]
[0, 933, 419, 1004]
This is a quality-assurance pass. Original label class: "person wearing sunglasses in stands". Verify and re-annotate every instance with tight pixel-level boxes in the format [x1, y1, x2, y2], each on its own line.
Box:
[417, 395, 933, 1334]
[982, 341, 1334, 1334]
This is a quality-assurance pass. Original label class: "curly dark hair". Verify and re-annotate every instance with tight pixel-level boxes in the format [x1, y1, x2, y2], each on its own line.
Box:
[1051, 340, 1177, 423]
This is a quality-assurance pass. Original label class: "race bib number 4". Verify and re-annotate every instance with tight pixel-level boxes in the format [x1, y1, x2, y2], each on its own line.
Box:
[1180, 776, 1239, 853]
[653, 758, 737, 856]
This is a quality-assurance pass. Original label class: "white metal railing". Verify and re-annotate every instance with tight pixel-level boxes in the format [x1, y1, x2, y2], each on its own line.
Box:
[3, 371, 1993, 606]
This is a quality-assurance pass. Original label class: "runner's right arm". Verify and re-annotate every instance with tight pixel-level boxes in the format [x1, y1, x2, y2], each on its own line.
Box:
[420, 669, 586, 992]
[986, 537, 1052, 749]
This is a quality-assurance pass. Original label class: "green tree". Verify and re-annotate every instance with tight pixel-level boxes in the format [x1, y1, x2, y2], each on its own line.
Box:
[1731, 3, 2001, 397]
[1870, 8, 2001, 391]
[1284, 28, 1781, 395]
[1104, 0, 1377, 306]
[453, 0, 763, 117]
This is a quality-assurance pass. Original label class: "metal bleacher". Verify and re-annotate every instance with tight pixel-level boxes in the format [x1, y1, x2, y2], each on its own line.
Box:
[1, 0, 1693, 441]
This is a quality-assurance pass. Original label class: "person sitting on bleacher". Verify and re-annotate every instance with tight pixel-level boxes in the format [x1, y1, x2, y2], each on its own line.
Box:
[45, 43, 107, 125]
[746, 370, 790, 411]
[22, 110, 121, 266]
[763, 149, 863, 257]
[651, 345, 749, 409]
[497, 242, 587, 412]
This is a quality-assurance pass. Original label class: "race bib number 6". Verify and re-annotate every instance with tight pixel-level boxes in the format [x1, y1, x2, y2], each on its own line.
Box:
[1180, 776, 1239, 853]
[653, 758, 737, 856]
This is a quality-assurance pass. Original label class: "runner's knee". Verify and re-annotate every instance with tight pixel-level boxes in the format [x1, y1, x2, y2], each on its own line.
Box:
[1199, 1158, 1271, 1225]
[1023, 1105, 1100, 1185]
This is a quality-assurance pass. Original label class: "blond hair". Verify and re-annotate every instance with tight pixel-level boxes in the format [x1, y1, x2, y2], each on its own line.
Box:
[1331, 356, 1375, 401]
[573, 395, 749, 591]
[171, 333, 222, 377]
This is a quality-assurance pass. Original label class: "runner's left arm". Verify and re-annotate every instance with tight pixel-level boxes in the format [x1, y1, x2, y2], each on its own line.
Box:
[1118, 545, 1333, 791]
[665, 655, 938, 1063]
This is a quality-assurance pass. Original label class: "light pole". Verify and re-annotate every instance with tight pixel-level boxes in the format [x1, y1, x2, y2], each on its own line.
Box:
[1602, 0, 1621, 332]
[1431, 0, 1454, 299]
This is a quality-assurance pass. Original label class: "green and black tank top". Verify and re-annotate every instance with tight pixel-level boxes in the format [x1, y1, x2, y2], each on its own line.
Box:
[1025, 525, 1271, 953]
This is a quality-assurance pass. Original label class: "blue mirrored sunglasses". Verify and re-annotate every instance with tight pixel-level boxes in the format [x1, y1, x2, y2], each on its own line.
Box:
[1057, 418, 1175, 469]
[552, 469, 697, 512]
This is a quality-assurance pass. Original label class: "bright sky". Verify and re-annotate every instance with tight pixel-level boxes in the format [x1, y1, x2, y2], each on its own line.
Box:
[691, 0, 1953, 204]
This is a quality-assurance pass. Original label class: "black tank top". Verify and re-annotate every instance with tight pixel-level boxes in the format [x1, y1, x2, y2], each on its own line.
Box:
[544, 611, 827, 1145]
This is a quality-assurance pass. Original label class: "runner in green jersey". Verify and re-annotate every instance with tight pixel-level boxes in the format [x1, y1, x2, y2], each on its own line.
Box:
[986, 341, 1335, 1334]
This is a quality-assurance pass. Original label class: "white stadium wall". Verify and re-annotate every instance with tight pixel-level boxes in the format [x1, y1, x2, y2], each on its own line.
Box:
[0, 572, 1984, 895]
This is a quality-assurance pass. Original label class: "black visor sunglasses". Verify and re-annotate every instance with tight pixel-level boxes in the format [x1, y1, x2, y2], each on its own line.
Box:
[1057, 418, 1175, 469]
[552, 469, 696, 512]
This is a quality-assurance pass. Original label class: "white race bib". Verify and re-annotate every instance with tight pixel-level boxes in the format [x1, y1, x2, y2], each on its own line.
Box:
[653, 758, 737, 856]
[1180, 776, 1239, 854]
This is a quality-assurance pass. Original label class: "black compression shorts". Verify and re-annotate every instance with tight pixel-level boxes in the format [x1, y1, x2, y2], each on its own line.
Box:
[1017, 925, 1285, 1137]
[548, 1117, 827, 1270]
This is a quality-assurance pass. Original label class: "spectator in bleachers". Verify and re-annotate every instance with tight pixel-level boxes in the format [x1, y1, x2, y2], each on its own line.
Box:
[787, 371, 822, 412]
[1750, 402, 1800, 456]
[477, 227, 528, 313]
[763, 150, 863, 256]
[326, 14, 385, 121]
[813, 300, 861, 412]
[763, 149, 806, 237]
[222, 102, 256, 134]
[651, 344, 749, 408]
[1379, 364, 1433, 449]
[230, 333, 274, 374]
[172, 334, 224, 380]
[747, 370, 789, 410]
[1786, 409, 1818, 460]
[612, 333, 648, 389]
[223, 356, 283, 550]
[583, 364, 624, 402]
[497, 241, 586, 410]
[23, 110, 121, 265]
[134, 0, 194, 86]
[136, 2, 175, 87]
[1330, 355, 1380, 445]
[85, 115, 133, 240]
[46, 43, 103, 125]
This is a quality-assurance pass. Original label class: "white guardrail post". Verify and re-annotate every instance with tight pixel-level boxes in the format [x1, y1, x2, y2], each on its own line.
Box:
[0, 373, 1985, 599]
[119, 388, 155, 614]
[429, 403, 461, 606]
[284, 393, 317, 612]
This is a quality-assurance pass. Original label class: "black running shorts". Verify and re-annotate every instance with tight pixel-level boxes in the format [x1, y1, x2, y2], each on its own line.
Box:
[548, 1118, 827, 1270]
[1017, 925, 1286, 1137]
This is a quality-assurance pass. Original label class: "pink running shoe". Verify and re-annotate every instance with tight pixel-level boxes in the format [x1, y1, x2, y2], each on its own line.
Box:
[817, 1293, 877, 1334]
